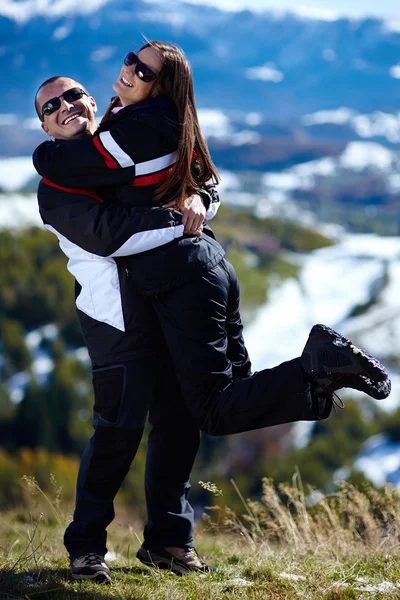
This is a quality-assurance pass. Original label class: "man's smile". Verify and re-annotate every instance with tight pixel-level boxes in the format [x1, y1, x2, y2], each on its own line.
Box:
[62, 111, 84, 126]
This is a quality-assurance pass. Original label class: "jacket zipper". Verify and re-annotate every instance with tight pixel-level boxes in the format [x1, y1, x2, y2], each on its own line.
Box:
[120, 258, 130, 277]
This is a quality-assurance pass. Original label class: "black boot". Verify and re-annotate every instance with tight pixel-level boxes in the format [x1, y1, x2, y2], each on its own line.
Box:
[301, 324, 391, 400]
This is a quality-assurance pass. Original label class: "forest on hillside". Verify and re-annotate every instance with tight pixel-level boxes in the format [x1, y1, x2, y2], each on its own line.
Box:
[1, 207, 399, 515]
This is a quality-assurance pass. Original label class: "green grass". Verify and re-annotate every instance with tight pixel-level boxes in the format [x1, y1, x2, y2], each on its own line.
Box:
[2, 532, 400, 599]
[2, 478, 400, 599]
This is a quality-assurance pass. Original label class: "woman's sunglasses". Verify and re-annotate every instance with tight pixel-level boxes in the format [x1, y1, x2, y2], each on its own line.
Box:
[41, 87, 88, 120]
[124, 52, 157, 83]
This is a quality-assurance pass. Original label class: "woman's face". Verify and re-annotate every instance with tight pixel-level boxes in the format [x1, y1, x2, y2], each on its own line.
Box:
[113, 47, 163, 107]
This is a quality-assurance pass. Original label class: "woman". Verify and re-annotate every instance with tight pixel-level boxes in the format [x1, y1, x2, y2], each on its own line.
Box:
[34, 41, 390, 439]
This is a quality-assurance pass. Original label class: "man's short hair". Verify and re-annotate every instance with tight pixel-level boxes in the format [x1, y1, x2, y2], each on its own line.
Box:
[35, 76, 89, 120]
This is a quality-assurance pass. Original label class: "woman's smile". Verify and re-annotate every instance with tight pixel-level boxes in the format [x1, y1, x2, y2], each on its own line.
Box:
[120, 75, 134, 88]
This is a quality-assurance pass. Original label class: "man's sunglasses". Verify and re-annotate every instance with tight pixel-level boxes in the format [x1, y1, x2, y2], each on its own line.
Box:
[41, 87, 88, 120]
[124, 52, 157, 83]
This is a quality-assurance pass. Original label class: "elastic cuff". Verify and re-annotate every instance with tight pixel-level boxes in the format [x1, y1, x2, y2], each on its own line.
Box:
[205, 200, 220, 221]
[198, 189, 211, 210]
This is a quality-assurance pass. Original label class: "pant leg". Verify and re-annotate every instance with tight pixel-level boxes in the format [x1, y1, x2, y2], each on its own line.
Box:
[152, 259, 320, 437]
[225, 261, 252, 380]
[143, 357, 200, 548]
[65, 360, 151, 559]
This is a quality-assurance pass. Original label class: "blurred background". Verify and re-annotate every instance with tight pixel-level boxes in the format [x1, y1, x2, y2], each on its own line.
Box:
[1, 0, 400, 520]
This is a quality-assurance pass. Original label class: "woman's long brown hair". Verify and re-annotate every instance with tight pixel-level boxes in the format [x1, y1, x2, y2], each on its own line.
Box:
[103, 41, 220, 208]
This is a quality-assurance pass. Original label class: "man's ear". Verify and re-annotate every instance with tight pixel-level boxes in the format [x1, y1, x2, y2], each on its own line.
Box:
[41, 122, 52, 137]
[89, 96, 97, 113]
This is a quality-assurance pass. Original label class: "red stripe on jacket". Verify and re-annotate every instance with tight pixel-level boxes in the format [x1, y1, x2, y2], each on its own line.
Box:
[42, 178, 104, 203]
[93, 136, 120, 169]
[132, 167, 174, 187]
[132, 150, 196, 187]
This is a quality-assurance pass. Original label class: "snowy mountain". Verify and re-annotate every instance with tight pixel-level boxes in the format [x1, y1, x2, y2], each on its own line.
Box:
[262, 141, 400, 196]
[244, 233, 400, 406]
[2, 0, 400, 154]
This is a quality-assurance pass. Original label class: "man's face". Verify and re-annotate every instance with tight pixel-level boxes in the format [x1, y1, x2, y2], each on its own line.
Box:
[37, 77, 97, 140]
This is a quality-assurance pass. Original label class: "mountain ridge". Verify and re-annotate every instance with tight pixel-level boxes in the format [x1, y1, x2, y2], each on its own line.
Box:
[2, 0, 400, 119]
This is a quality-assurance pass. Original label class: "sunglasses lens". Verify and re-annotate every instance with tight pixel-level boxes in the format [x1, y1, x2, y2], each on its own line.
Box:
[136, 66, 155, 82]
[42, 99, 60, 118]
[124, 52, 138, 66]
[63, 88, 85, 102]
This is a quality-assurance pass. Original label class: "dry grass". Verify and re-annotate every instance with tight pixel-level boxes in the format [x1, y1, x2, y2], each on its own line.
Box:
[214, 474, 400, 558]
[1, 474, 400, 599]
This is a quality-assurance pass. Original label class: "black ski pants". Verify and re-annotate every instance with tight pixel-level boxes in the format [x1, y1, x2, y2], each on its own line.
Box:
[153, 258, 320, 436]
[64, 356, 200, 559]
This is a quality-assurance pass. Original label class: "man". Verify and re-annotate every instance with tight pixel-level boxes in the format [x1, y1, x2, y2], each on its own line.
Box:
[34, 76, 222, 580]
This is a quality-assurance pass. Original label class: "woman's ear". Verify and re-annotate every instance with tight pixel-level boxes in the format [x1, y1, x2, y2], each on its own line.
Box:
[151, 82, 164, 98]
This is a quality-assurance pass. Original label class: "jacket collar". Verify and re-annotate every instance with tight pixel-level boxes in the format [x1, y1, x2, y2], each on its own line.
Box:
[109, 95, 174, 118]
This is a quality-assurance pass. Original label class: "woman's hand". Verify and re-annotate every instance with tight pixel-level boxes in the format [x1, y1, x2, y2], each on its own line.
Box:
[164, 194, 206, 236]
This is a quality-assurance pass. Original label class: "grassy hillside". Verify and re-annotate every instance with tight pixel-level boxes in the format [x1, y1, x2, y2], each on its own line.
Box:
[1, 478, 400, 599]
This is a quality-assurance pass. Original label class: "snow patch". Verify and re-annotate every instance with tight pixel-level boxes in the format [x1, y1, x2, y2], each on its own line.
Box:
[353, 112, 400, 143]
[322, 48, 336, 61]
[262, 157, 337, 193]
[90, 46, 116, 62]
[8, 371, 31, 403]
[33, 351, 54, 385]
[0, 114, 19, 126]
[353, 58, 368, 70]
[52, 24, 73, 41]
[231, 130, 262, 146]
[137, 9, 186, 27]
[245, 112, 262, 127]
[218, 170, 241, 193]
[293, 6, 339, 22]
[302, 107, 356, 126]
[246, 63, 284, 83]
[389, 64, 400, 80]
[224, 577, 252, 587]
[303, 108, 400, 144]
[384, 19, 400, 33]
[0, 158, 37, 192]
[197, 109, 232, 138]
[0, 193, 42, 230]
[23, 118, 42, 131]
[0, 0, 112, 23]
[71, 347, 91, 364]
[280, 572, 306, 581]
[354, 434, 400, 488]
[339, 141, 394, 171]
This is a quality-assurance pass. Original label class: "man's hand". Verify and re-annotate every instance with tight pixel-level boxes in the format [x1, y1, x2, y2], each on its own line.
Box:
[164, 193, 206, 236]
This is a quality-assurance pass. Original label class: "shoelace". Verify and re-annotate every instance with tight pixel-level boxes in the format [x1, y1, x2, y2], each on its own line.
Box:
[316, 372, 347, 413]
[82, 553, 105, 566]
[332, 390, 345, 412]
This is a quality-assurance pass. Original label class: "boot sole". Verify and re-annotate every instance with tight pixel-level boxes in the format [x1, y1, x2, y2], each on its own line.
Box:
[136, 548, 191, 575]
[71, 571, 111, 582]
[306, 324, 391, 400]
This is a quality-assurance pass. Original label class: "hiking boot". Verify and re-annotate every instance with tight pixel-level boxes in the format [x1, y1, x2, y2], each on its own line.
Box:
[70, 553, 111, 582]
[136, 544, 217, 575]
[301, 324, 391, 400]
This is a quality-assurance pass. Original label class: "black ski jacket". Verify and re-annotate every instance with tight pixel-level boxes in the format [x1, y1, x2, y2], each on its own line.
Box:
[33, 95, 224, 298]
[33, 96, 223, 364]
